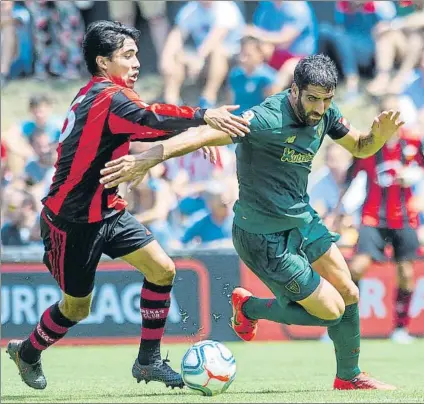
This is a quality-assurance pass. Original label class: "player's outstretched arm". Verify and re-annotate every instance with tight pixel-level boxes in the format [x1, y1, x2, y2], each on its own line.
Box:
[99, 126, 232, 190]
[335, 110, 405, 159]
[109, 89, 250, 140]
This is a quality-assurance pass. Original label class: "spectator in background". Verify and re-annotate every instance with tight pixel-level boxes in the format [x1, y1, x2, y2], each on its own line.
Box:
[25, 0, 85, 80]
[130, 163, 178, 250]
[228, 36, 279, 114]
[318, 1, 396, 101]
[160, 1, 245, 107]
[413, 177, 424, 244]
[308, 143, 363, 246]
[399, 50, 424, 131]
[108, 1, 169, 66]
[164, 140, 236, 222]
[347, 96, 423, 344]
[1, 188, 38, 246]
[24, 131, 56, 209]
[22, 95, 61, 143]
[1, 141, 9, 202]
[180, 182, 233, 247]
[1, 1, 33, 88]
[2, 94, 61, 175]
[367, 1, 423, 96]
[246, 1, 317, 90]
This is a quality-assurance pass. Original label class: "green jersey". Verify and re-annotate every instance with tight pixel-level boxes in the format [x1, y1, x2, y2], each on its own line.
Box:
[233, 90, 350, 234]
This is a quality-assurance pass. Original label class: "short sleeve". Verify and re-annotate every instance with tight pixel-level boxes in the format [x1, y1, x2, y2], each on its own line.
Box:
[374, 1, 396, 21]
[175, 3, 196, 35]
[326, 103, 350, 140]
[213, 2, 242, 29]
[280, 3, 311, 32]
[231, 106, 271, 144]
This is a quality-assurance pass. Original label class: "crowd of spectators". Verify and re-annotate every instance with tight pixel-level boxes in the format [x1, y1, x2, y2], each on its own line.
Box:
[1, 1, 423, 250]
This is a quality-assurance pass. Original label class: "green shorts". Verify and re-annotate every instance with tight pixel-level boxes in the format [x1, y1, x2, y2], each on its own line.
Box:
[232, 213, 339, 302]
[298, 210, 340, 263]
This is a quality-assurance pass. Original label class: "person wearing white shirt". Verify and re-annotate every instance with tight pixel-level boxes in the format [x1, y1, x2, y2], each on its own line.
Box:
[160, 1, 245, 108]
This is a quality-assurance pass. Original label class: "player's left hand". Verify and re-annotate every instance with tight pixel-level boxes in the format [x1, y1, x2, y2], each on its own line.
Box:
[201, 146, 218, 164]
[100, 154, 149, 191]
[371, 110, 405, 141]
[204, 105, 251, 138]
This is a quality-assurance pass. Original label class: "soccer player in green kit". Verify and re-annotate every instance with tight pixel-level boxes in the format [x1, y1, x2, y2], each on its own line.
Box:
[100, 55, 404, 390]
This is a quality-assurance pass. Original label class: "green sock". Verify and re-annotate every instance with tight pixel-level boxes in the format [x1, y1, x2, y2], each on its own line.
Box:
[328, 303, 361, 380]
[243, 297, 341, 327]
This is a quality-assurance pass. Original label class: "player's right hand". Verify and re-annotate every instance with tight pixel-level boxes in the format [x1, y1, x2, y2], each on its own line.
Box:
[100, 154, 150, 191]
[204, 105, 251, 138]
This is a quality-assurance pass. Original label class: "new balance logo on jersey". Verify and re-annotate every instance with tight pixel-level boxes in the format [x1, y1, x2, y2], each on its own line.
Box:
[286, 136, 296, 144]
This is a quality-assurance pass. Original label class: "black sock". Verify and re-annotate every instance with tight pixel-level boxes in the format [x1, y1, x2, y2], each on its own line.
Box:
[138, 280, 172, 365]
[20, 302, 77, 364]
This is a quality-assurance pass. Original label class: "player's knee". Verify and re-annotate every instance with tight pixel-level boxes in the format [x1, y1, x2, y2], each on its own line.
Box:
[340, 283, 360, 305]
[316, 290, 346, 321]
[60, 295, 92, 322]
[397, 262, 414, 289]
[153, 258, 176, 286]
[323, 297, 345, 321]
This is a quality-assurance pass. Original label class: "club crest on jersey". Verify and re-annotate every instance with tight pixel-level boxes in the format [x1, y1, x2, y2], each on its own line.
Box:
[285, 279, 300, 294]
[242, 110, 255, 122]
[316, 120, 325, 138]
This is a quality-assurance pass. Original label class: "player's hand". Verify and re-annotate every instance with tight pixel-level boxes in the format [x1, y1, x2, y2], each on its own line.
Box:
[371, 110, 405, 142]
[204, 105, 250, 138]
[99, 154, 150, 191]
[201, 146, 219, 164]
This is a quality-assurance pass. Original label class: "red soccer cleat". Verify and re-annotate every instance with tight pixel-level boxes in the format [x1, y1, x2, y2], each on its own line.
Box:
[231, 287, 258, 341]
[333, 372, 397, 390]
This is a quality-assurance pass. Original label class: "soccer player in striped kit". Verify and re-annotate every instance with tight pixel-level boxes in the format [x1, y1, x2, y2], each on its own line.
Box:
[6, 20, 250, 390]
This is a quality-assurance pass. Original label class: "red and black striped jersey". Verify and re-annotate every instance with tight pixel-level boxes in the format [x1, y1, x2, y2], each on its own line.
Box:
[42, 76, 206, 223]
[348, 130, 424, 229]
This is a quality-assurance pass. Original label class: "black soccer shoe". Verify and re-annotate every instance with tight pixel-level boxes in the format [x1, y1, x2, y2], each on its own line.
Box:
[6, 340, 47, 390]
[132, 354, 184, 389]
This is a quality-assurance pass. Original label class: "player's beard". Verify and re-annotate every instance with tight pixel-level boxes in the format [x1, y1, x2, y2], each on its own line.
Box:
[297, 97, 323, 127]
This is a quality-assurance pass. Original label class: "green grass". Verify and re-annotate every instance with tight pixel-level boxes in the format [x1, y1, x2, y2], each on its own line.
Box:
[2, 340, 424, 403]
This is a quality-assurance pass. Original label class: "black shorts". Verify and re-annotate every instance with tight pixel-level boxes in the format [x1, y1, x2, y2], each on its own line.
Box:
[40, 207, 155, 297]
[356, 225, 419, 262]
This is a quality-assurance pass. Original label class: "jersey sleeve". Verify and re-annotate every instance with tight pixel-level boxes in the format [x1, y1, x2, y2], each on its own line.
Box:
[326, 102, 351, 140]
[175, 2, 196, 37]
[280, 2, 311, 32]
[212, 2, 242, 29]
[231, 105, 273, 144]
[108, 88, 206, 142]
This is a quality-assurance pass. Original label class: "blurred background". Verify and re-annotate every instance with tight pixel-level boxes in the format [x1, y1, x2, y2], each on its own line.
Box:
[1, 1, 424, 343]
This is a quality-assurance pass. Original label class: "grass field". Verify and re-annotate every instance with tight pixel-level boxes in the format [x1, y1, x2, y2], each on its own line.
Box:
[2, 340, 424, 403]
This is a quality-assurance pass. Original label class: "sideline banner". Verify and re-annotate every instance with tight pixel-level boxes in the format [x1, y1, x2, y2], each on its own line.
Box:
[1, 253, 241, 345]
[1, 249, 423, 345]
[241, 260, 424, 341]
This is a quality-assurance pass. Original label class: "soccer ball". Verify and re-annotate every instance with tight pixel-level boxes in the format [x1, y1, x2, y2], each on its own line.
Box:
[181, 340, 236, 396]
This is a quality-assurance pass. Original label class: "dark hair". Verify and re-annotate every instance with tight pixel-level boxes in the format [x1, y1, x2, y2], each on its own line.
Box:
[294, 54, 338, 93]
[83, 20, 141, 75]
[29, 94, 53, 109]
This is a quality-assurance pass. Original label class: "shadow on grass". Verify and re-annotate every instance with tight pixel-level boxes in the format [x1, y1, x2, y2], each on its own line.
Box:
[2, 388, 328, 402]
